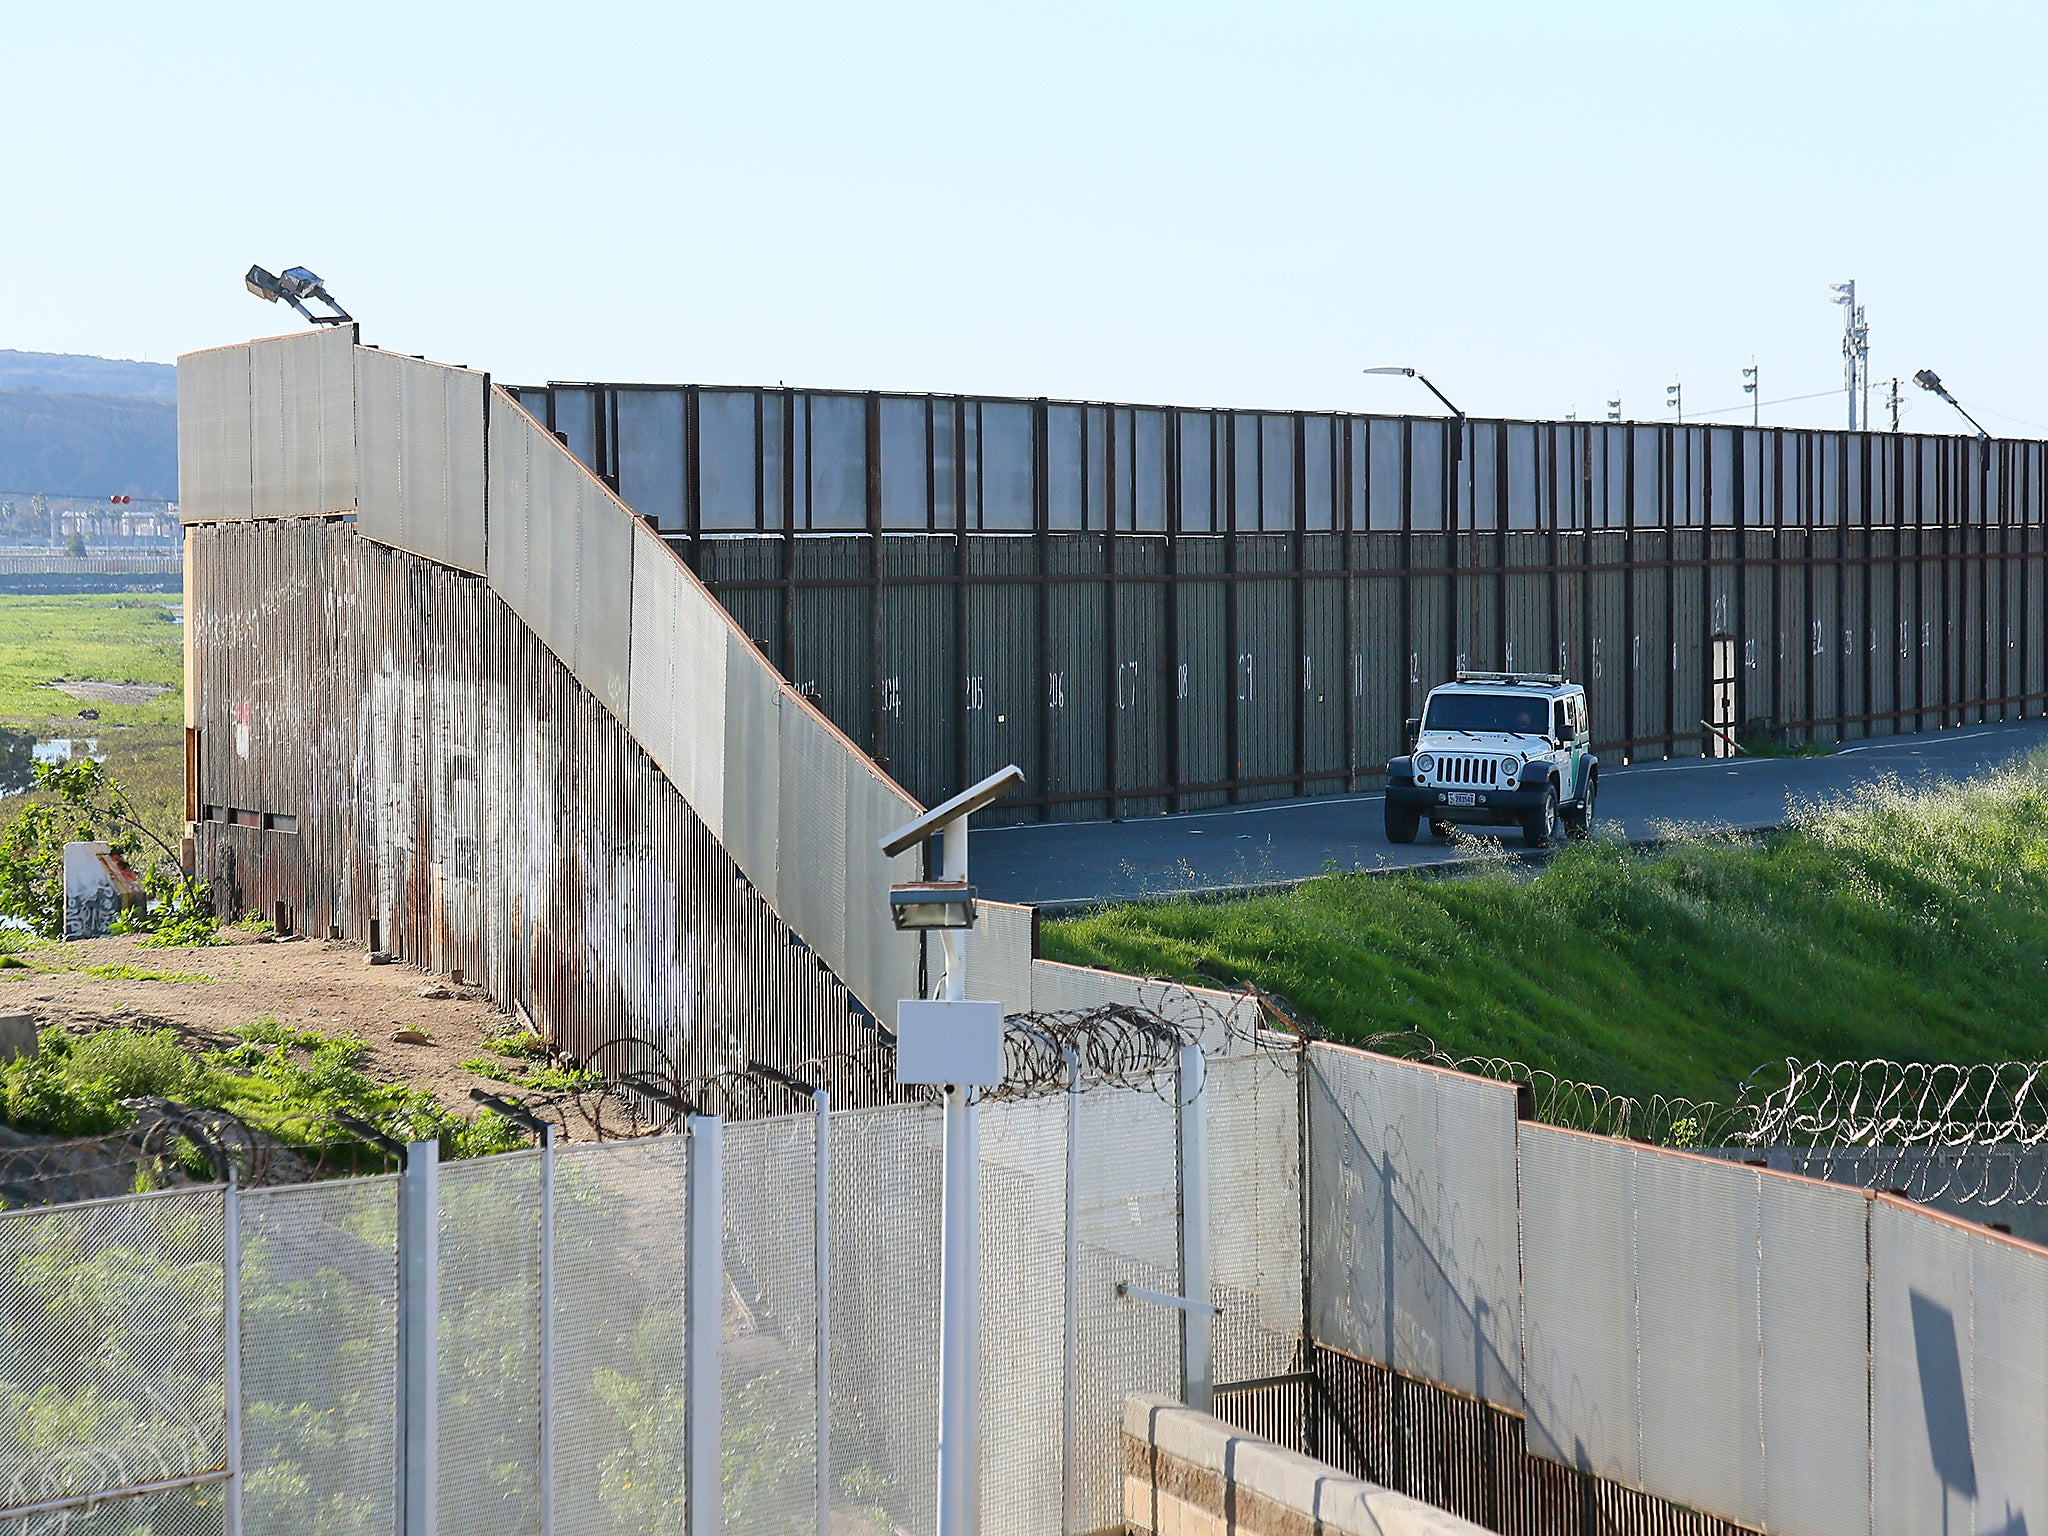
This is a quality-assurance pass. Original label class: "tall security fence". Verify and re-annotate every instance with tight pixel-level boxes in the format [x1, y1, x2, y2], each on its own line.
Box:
[507, 381, 2048, 822]
[0, 1046, 1302, 1536]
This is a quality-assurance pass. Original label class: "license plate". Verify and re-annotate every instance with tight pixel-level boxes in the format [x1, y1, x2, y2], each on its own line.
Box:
[1445, 791, 1476, 807]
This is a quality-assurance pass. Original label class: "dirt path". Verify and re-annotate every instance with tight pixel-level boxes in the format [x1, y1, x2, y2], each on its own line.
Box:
[2, 929, 518, 1118]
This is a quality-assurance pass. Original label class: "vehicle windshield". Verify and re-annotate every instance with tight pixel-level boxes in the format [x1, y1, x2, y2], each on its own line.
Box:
[1423, 692, 1550, 735]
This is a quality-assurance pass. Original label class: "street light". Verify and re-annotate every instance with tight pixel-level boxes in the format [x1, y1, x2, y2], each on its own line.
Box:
[1364, 364, 1469, 525]
[244, 264, 353, 326]
[1665, 383, 1683, 424]
[1742, 363, 1759, 426]
[1606, 398, 1622, 422]
[1912, 370, 1991, 440]
[879, 763, 1024, 1536]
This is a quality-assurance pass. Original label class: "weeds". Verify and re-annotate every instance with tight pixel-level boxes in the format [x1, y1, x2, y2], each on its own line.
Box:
[79, 963, 211, 983]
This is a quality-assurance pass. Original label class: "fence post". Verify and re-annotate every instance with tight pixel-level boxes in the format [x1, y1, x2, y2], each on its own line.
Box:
[1060, 1047, 1081, 1536]
[539, 1124, 556, 1536]
[687, 1114, 724, 1536]
[398, 1139, 439, 1536]
[223, 1172, 242, 1536]
[813, 1089, 831, 1536]
[1177, 1043, 1212, 1413]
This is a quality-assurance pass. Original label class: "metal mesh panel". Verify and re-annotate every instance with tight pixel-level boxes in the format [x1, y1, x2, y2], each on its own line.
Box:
[551, 1136, 691, 1536]
[1206, 1050, 1301, 1385]
[840, 762, 922, 1021]
[720, 628, 783, 905]
[1969, 1231, 2048, 1531]
[1759, 1172, 1870, 1536]
[571, 468, 637, 720]
[830, 1104, 941, 1536]
[974, 903, 1035, 1020]
[1431, 1070, 1520, 1411]
[628, 522, 728, 839]
[354, 348, 486, 575]
[486, 390, 540, 647]
[437, 1153, 541, 1536]
[176, 344, 251, 521]
[977, 1095, 1066, 1536]
[1073, 1081, 1180, 1531]
[1870, 1197, 1974, 1536]
[1517, 1125, 1638, 1486]
[0, 1482, 229, 1536]
[1633, 1152, 1762, 1528]
[722, 1114, 818, 1536]
[249, 328, 355, 522]
[238, 1176, 398, 1536]
[776, 703, 846, 973]
[0, 1188, 227, 1513]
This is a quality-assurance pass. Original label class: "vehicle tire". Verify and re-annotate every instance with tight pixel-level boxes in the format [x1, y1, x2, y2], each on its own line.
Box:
[1429, 819, 1454, 840]
[1384, 803, 1419, 844]
[1563, 773, 1596, 840]
[1522, 786, 1559, 848]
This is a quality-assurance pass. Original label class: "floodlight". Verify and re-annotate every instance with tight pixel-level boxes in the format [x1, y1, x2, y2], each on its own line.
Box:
[1912, 369, 1990, 440]
[243, 263, 353, 326]
[888, 880, 979, 931]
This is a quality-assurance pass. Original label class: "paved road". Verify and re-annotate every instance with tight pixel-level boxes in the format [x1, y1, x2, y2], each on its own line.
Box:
[975, 718, 2048, 910]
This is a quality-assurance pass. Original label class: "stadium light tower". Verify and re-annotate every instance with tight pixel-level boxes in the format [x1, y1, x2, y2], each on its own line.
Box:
[1912, 370, 1991, 440]
[245, 265, 353, 326]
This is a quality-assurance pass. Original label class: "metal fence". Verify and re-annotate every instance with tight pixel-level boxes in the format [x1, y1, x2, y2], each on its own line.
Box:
[1, 1045, 1304, 1536]
[506, 380, 2048, 822]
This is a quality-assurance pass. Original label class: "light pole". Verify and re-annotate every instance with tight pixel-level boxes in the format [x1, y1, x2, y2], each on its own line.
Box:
[1364, 364, 1471, 537]
[1606, 398, 1622, 422]
[880, 764, 1025, 1536]
[1665, 383, 1682, 424]
[1912, 370, 1991, 440]
[1742, 363, 1759, 426]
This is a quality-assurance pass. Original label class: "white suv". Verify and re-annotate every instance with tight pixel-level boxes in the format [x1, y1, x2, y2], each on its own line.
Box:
[1383, 672, 1598, 847]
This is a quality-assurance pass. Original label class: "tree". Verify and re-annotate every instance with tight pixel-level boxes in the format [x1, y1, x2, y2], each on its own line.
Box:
[65, 530, 86, 558]
[0, 759, 209, 941]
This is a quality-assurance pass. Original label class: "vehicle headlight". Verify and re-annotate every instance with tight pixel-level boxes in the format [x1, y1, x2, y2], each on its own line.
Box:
[1500, 756, 1519, 777]
[1415, 754, 1434, 777]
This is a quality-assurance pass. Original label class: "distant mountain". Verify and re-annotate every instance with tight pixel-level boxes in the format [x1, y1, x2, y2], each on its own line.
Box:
[0, 391, 176, 500]
[0, 350, 176, 402]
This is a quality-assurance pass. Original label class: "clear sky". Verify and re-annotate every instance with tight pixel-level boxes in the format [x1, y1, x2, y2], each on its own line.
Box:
[9, 1, 2044, 434]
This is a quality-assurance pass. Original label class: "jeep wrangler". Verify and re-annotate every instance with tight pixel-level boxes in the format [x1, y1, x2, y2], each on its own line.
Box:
[1383, 672, 1598, 847]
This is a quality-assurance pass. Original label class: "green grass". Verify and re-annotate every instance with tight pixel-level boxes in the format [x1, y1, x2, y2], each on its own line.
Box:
[0, 593, 185, 845]
[78, 962, 211, 983]
[1, 1022, 527, 1163]
[1044, 752, 2048, 1107]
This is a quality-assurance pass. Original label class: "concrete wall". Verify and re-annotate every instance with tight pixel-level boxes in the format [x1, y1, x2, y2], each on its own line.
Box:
[1122, 1393, 1485, 1536]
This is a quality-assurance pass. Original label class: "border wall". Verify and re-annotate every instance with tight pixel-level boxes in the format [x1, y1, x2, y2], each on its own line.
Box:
[177, 327, 1258, 1071]
[507, 380, 2048, 823]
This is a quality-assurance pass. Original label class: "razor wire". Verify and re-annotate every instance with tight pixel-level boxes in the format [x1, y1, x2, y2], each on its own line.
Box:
[1357, 1028, 2048, 1206]
[0, 1099, 313, 1210]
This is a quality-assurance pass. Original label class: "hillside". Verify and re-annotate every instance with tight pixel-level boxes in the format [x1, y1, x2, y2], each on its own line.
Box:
[1044, 755, 2048, 1106]
[0, 389, 176, 500]
[0, 349, 175, 401]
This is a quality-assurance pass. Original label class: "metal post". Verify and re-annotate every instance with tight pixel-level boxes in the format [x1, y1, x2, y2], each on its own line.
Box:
[814, 1088, 831, 1536]
[935, 812, 980, 1536]
[1175, 1043, 1212, 1413]
[539, 1124, 556, 1536]
[223, 1173, 243, 1536]
[398, 1140, 439, 1536]
[686, 1114, 724, 1536]
[1059, 1046, 1081, 1536]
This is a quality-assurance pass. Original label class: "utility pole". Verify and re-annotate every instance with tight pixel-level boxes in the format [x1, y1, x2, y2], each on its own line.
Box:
[1831, 281, 1869, 430]
[1665, 383, 1682, 424]
[1742, 363, 1759, 426]
[1882, 377, 1901, 432]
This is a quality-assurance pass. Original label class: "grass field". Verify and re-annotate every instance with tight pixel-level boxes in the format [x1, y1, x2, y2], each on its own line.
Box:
[1044, 753, 2048, 1106]
[0, 592, 185, 844]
